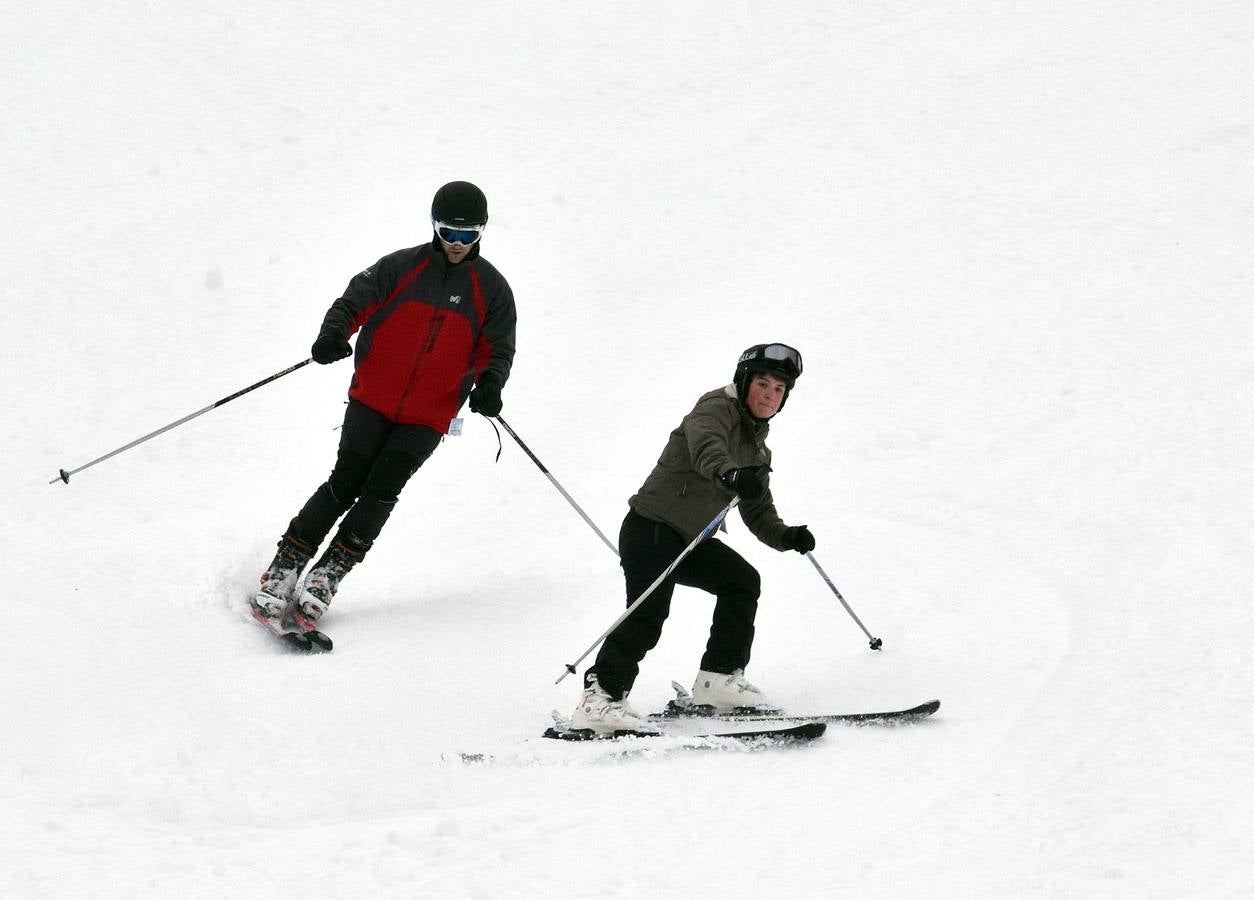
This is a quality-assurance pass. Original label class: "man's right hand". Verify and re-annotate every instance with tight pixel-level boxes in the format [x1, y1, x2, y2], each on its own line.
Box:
[311, 333, 352, 364]
[719, 464, 768, 500]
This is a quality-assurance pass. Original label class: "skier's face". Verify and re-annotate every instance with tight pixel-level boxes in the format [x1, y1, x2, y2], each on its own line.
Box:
[745, 372, 787, 419]
[439, 237, 473, 263]
[434, 220, 483, 264]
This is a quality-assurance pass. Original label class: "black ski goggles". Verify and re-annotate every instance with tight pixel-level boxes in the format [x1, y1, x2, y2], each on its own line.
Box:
[434, 220, 485, 246]
[740, 343, 803, 381]
[760, 343, 803, 378]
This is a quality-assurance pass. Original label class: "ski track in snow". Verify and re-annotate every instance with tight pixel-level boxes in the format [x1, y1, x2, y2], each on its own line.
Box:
[6, 512, 1073, 896]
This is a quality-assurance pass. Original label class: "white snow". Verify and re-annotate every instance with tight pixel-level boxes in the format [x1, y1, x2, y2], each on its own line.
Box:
[4, 2, 1253, 897]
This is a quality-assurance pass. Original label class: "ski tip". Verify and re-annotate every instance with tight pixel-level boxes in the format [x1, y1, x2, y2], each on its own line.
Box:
[850, 699, 941, 725]
[726, 721, 827, 742]
[862, 699, 939, 724]
[280, 631, 314, 651]
[250, 605, 321, 653]
[788, 721, 826, 740]
[303, 630, 333, 652]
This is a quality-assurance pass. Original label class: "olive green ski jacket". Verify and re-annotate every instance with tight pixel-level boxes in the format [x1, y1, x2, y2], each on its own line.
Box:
[628, 384, 790, 550]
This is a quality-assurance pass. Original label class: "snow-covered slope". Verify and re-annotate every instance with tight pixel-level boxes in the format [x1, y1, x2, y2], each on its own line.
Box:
[4, 2, 1252, 896]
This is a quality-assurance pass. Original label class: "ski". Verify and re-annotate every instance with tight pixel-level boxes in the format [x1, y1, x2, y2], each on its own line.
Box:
[652, 682, 940, 725]
[454, 717, 824, 765]
[654, 699, 940, 725]
[249, 603, 313, 652]
[289, 606, 333, 652]
[542, 718, 826, 744]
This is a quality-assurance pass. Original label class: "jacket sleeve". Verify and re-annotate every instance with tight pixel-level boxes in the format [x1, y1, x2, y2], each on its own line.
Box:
[318, 252, 400, 338]
[681, 397, 741, 480]
[738, 481, 789, 550]
[472, 275, 517, 387]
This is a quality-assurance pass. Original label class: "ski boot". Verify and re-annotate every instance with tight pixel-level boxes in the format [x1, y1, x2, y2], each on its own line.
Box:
[690, 668, 781, 713]
[253, 532, 315, 617]
[296, 531, 369, 625]
[571, 675, 655, 735]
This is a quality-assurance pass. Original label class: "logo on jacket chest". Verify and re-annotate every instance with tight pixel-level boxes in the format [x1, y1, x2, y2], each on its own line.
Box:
[448, 294, 462, 305]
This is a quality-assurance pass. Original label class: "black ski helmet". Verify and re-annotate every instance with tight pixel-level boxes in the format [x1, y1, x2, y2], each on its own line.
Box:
[734, 343, 803, 414]
[431, 181, 488, 227]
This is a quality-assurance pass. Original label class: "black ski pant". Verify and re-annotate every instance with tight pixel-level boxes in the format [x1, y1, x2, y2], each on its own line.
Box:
[587, 510, 761, 700]
[286, 399, 441, 555]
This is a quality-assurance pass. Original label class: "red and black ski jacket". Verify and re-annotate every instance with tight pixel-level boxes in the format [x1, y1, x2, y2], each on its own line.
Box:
[317, 242, 516, 433]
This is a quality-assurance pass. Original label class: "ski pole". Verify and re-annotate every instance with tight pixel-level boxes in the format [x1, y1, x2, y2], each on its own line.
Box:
[494, 415, 619, 557]
[805, 551, 883, 650]
[50, 358, 314, 485]
[555, 497, 741, 684]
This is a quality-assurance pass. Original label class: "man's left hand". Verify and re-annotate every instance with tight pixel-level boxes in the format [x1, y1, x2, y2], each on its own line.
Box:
[782, 525, 815, 553]
[469, 374, 504, 417]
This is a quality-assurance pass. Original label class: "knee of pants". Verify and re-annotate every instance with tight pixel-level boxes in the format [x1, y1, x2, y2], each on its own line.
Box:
[744, 566, 762, 599]
[327, 449, 375, 504]
[363, 449, 422, 502]
[722, 563, 761, 603]
[717, 556, 762, 599]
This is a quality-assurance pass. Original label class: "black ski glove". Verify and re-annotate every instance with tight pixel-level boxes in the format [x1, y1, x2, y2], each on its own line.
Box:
[782, 525, 816, 554]
[469, 372, 504, 417]
[719, 464, 768, 500]
[311, 333, 351, 365]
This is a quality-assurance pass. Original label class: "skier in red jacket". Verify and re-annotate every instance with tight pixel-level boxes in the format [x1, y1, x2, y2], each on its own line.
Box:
[252, 181, 516, 628]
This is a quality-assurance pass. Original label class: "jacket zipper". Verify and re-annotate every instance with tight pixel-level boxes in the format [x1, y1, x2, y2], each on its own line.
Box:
[395, 307, 446, 419]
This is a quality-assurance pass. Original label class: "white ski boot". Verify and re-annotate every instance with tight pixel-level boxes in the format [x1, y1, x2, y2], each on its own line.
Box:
[297, 533, 368, 622]
[571, 676, 655, 735]
[690, 668, 780, 713]
[253, 533, 315, 617]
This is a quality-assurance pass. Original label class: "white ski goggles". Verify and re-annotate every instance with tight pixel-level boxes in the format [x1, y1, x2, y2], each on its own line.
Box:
[433, 220, 485, 246]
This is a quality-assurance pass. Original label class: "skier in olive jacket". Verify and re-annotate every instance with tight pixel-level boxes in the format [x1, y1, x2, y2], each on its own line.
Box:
[573, 343, 816, 733]
[252, 181, 516, 629]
